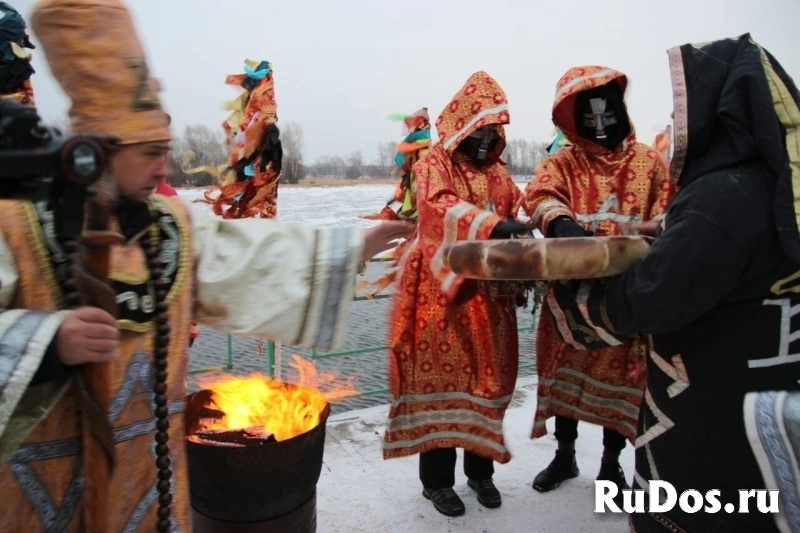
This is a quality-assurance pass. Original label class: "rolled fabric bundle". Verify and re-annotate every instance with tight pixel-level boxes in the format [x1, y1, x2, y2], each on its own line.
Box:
[441, 236, 651, 281]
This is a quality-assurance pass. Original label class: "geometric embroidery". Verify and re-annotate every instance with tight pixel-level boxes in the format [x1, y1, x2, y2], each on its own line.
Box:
[576, 193, 642, 234]
[649, 347, 690, 398]
[9, 352, 185, 532]
[635, 389, 675, 449]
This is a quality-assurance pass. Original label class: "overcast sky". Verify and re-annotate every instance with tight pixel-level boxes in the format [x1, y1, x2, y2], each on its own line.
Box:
[15, 0, 800, 162]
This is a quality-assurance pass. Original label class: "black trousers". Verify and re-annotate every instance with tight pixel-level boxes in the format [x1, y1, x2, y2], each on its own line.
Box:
[419, 448, 494, 490]
[554, 415, 627, 450]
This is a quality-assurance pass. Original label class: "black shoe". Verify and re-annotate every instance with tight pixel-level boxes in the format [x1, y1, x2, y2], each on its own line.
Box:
[532, 450, 579, 492]
[422, 487, 466, 517]
[468, 478, 502, 509]
[597, 460, 630, 507]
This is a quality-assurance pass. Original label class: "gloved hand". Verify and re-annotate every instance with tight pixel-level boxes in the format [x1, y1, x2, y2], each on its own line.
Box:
[548, 216, 594, 238]
[490, 218, 531, 239]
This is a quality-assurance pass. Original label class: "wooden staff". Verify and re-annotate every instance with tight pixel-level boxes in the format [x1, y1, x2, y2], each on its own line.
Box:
[68, 170, 124, 532]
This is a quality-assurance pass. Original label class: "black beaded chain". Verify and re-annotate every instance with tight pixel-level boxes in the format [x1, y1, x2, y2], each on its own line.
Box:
[140, 216, 174, 533]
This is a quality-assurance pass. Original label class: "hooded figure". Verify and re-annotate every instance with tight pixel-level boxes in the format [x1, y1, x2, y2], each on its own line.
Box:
[546, 34, 800, 532]
[383, 71, 527, 518]
[522, 66, 676, 497]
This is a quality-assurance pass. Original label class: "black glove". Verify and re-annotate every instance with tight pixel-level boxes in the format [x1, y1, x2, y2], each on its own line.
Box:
[490, 218, 531, 239]
[548, 216, 594, 238]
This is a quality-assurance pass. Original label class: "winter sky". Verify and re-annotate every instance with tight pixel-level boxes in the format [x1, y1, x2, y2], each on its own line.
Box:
[14, 0, 800, 161]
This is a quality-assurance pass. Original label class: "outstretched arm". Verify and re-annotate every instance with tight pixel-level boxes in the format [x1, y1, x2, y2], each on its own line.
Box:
[187, 200, 410, 351]
[187, 200, 363, 351]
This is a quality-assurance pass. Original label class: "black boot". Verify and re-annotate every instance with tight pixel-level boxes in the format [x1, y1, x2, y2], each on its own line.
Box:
[422, 487, 466, 517]
[467, 478, 502, 509]
[597, 447, 629, 506]
[532, 441, 579, 492]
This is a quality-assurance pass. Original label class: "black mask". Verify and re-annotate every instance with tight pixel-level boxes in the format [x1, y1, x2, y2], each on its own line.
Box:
[574, 81, 630, 149]
[456, 126, 499, 164]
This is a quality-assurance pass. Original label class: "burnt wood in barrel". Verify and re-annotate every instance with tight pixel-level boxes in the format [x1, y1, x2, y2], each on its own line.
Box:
[184, 388, 330, 524]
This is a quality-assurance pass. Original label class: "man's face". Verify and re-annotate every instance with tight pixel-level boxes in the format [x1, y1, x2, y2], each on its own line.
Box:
[110, 142, 171, 201]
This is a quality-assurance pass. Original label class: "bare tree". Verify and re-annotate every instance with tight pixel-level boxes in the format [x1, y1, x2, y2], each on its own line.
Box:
[280, 122, 306, 184]
[531, 141, 549, 170]
[502, 139, 550, 177]
[168, 124, 227, 187]
[312, 155, 347, 178]
[345, 150, 364, 179]
[375, 141, 397, 177]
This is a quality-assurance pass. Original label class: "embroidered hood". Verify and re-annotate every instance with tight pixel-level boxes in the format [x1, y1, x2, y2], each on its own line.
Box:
[434, 70, 509, 158]
[551, 66, 634, 155]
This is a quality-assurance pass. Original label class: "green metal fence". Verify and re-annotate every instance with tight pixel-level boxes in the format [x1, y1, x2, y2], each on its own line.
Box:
[189, 257, 538, 399]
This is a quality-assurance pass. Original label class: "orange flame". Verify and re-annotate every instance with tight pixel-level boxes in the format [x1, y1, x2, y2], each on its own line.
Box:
[194, 354, 358, 441]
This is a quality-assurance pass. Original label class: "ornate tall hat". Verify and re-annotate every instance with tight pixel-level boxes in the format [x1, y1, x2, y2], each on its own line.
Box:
[31, 0, 170, 144]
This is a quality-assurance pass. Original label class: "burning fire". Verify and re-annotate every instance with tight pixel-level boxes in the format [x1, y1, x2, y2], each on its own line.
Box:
[193, 355, 358, 442]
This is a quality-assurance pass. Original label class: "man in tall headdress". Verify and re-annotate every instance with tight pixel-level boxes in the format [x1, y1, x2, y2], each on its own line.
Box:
[383, 71, 529, 517]
[0, 2, 36, 105]
[0, 0, 412, 531]
[543, 34, 800, 533]
[197, 59, 282, 219]
[522, 66, 676, 497]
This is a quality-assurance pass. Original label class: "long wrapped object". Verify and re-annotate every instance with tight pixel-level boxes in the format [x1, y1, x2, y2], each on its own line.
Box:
[441, 236, 651, 280]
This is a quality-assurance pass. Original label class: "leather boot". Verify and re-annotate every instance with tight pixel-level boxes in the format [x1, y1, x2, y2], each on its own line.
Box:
[422, 487, 466, 517]
[597, 459, 630, 507]
[532, 446, 579, 492]
[467, 478, 502, 508]
[597, 445, 629, 506]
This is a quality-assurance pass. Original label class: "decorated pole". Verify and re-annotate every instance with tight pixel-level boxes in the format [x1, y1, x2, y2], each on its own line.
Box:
[190, 59, 282, 219]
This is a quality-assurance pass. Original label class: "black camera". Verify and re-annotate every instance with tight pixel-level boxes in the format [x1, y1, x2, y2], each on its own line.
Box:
[0, 98, 106, 199]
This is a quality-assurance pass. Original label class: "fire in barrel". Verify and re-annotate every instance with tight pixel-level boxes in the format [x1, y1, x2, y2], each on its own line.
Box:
[185, 355, 357, 533]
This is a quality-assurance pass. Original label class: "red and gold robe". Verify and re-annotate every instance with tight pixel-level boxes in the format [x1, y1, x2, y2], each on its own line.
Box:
[523, 66, 676, 442]
[383, 71, 521, 463]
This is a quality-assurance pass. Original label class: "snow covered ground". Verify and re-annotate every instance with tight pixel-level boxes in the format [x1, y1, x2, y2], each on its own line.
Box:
[319, 376, 633, 533]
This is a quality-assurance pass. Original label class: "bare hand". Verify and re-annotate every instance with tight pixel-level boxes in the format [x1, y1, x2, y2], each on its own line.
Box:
[362, 221, 416, 261]
[56, 307, 120, 366]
